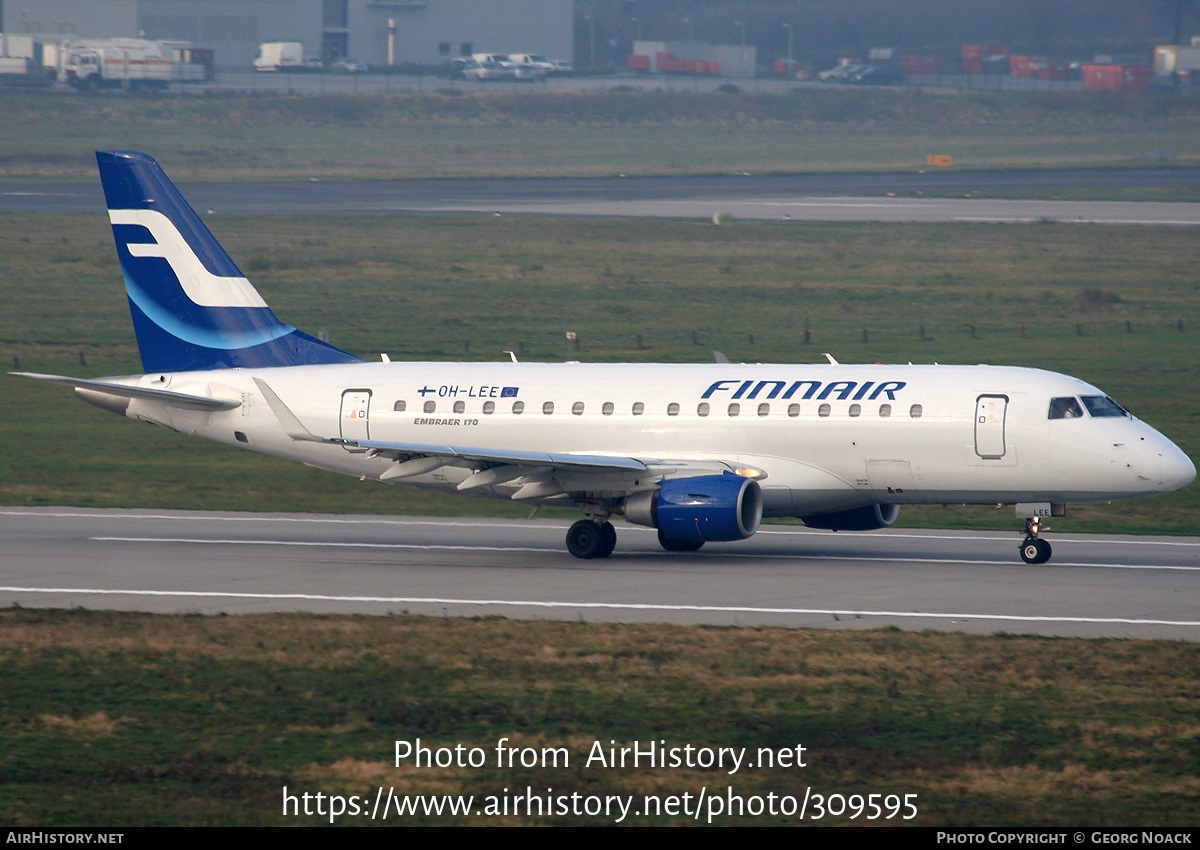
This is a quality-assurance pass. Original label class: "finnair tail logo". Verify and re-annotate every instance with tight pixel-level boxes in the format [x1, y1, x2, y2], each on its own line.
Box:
[109, 209, 269, 309]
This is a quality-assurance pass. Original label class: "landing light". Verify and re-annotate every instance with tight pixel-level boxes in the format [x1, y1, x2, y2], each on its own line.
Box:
[734, 466, 767, 480]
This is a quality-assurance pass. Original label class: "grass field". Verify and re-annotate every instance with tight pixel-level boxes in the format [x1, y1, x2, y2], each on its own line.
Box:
[1, 88, 1199, 183]
[1, 608, 1196, 826]
[1, 212, 1197, 533]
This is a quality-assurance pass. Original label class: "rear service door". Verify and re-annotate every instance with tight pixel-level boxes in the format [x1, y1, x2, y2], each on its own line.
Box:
[340, 389, 372, 451]
[974, 395, 1008, 459]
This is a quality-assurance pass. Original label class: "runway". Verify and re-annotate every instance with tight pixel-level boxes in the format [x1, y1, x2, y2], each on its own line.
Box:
[2, 507, 1198, 640]
[5, 169, 1200, 224]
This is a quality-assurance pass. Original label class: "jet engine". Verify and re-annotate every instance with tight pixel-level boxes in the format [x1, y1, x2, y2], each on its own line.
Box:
[622, 473, 763, 543]
[801, 503, 899, 531]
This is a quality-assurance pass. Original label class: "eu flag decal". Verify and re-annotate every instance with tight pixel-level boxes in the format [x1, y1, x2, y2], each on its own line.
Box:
[501, 386, 519, 398]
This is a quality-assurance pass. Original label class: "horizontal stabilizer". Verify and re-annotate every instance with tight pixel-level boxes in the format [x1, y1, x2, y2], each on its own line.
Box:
[11, 372, 240, 411]
[253, 378, 326, 441]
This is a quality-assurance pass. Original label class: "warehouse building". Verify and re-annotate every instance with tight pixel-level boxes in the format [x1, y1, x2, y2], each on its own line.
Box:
[0, 0, 572, 69]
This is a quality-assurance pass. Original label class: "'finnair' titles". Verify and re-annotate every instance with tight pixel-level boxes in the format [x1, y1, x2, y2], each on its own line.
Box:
[701, 379, 906, 401]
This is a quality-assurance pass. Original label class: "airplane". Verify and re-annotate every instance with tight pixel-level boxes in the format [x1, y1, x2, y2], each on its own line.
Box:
[13, 151, 1196, 563]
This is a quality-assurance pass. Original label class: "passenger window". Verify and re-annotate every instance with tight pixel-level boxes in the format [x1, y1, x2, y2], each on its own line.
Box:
[757, 403, 770, 417]
[483, 401, 495, 414]
[602, 402, 614, 416]
[393, 400, 406, 412]
[787, 404, 799, 417]
[909, 404, 922, 418]
[697, 402, 710, 417]
[543, 401, 555, 415]
[572, 402, 584, 415]
[423, 400, 435, 413]
[849, 404, 861, 417]
[1048, 397, 1084, 420]
[632, 402, 644, 416]
[818, 404, 831, 417]
[667, 403, 680, 416]
[879, 403, 891, 417]
[453, 400, 465, 414]
[728, 403, 740, 417]
[512, 401, 525, 414]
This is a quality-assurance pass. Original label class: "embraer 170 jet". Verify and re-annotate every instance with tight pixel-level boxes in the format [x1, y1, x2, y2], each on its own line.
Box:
[15, 152, 1196, 562]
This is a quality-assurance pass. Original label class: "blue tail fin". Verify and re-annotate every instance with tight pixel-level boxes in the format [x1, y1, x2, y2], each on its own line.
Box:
[96, 151, 362, 372]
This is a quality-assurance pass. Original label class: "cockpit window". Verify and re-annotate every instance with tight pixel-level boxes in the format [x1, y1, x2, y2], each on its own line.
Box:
[1080, 395, 1129, 418]
[1048, 397, 1084, 420]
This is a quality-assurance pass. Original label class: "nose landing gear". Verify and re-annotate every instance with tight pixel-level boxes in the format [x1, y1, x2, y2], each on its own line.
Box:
[1019, 517, 1052, 564]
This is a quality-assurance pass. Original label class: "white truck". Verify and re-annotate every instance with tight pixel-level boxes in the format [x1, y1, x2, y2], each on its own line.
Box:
[0, 34, 49, 86]
[58, 38, 204, 91]
[254, 42, 322, 73]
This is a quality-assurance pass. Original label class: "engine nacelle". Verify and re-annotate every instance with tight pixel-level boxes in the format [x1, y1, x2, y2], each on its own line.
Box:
[801, 503, 899, 531]
[622, 473, 763, 543]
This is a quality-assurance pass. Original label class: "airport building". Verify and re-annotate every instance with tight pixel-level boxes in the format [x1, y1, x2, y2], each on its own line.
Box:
[0, 0, 573, 69]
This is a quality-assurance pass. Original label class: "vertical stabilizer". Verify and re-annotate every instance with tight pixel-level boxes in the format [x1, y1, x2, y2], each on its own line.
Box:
[96, 151, 362, 372]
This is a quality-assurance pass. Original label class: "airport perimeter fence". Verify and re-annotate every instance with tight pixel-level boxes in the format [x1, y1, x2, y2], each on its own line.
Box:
[18, 68, 1115, 99]
[7, 317, 1193, 373]
[344, 317, 1196, 362]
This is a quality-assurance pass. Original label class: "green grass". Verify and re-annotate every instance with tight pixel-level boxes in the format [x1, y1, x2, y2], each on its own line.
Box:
[0, 88, 1198, 182]
[1, 212, 1197, 533]
[1, 609, 1196, 826]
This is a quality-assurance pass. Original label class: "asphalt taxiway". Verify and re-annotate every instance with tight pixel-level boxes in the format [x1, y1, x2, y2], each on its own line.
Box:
[5, 169, 1200, 224]
[2, 507, 1197, 640]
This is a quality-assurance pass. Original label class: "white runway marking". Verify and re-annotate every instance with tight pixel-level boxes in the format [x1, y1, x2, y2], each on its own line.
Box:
[2, 585, 1197, 628]
[93, 536, 551, 554]
[8, 510, 1200, 548]
[89, 536, 1200, 571]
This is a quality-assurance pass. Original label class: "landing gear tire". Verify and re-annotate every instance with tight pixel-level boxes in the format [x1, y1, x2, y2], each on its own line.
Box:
[566, 519, 615, 559]
[598, 521, 617, 558]
[657, 528, 704, 552]
[1019, 537, 1052, 565]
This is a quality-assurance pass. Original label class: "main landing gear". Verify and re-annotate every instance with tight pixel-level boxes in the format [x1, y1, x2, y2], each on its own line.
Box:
[1019, 517, 1052, 564]
[565, 518, 709, 558]
[566, 518, 617, 559]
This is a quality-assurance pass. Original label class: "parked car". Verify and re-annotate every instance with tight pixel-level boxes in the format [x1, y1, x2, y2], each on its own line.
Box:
[441, 57, 472, 79]
[330, 58, 368, 74]
[818, 63, 866, 82]
[846, 65, 905, 85]
[460, 59, 516, 81]
[508, 53, 554, 78]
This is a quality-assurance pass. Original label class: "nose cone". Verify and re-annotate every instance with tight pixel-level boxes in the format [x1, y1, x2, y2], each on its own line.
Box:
[1160, 442, 1197, 493]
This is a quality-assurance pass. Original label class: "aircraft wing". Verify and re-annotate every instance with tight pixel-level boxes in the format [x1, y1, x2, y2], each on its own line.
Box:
[12, 372, 241, 411]
[253, 377, 750, 491]
[348, 438, 649, 472]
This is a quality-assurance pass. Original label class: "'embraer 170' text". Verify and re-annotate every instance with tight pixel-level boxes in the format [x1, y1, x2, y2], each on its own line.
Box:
[701, 379, 907, 401]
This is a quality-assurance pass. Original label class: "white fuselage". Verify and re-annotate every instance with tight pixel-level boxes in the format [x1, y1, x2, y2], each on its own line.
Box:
[111, 361, 1194, 517]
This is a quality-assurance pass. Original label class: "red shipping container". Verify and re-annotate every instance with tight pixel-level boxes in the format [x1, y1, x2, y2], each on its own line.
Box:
[1122, 65, 1152, 90]
[902, 55, 944, 74]
[1082, 64, 1121, 90]
[962, 46, 983, 74]
[1010, 55, 1031, 76]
